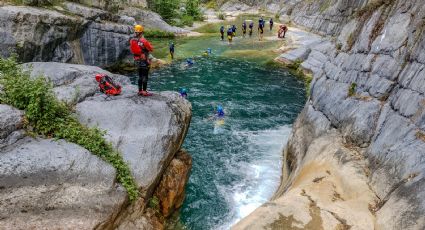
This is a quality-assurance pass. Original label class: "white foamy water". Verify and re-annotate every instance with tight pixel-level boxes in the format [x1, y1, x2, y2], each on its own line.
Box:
[216, 125, 292, 229]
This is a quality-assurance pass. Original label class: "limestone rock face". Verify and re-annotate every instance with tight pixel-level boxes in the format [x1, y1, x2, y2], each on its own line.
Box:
[0, 62, 192, 229]
[238, 0, 425, 229]
[118, 7, 189, 34]
[0, 4, 185, 67]
[0, 6, 87, 63]
[155, 150, 192, 217]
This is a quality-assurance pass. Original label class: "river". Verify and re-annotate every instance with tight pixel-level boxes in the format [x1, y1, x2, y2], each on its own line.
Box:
[131, 34, 306, 229]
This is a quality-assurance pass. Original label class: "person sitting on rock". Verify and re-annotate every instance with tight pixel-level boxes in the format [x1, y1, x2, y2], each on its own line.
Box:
[129, 24, 154, 96]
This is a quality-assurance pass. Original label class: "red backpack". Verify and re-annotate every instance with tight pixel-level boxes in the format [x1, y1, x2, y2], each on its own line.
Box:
[95, 74, 122, 96]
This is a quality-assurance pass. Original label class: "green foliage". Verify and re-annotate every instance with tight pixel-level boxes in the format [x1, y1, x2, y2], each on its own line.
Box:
[348, 82, 357, 97]
[148, 0, 180, 21]
[149, 195, 160, 210]
[180, 15, 195, 27]
[144, 29, 175, 38]
[185, 0, 202, 20]
[0, 56, 139, 202]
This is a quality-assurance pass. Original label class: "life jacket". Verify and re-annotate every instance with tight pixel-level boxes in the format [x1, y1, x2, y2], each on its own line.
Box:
[129, 37, 153, 64]
[95, 74, 122, 96]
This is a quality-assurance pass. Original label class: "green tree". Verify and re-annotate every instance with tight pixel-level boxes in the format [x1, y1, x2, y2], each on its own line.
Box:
[185, 0, 201, 19]
[148, 0, 180, 21]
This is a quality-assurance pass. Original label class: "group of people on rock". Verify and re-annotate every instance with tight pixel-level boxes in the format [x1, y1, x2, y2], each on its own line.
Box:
[219, 16, 287, 43]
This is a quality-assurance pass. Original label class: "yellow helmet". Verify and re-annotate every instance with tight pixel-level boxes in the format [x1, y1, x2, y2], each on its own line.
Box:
[134, 24, 144, 33]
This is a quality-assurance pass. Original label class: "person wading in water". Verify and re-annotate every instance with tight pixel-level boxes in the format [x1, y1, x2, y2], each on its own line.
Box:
[129, 24, 154, 96]
[242, 21, 247, 38]
[249, 21, 254, 37]
[258, 17, 265, 41]
[220, 25, 225, 41]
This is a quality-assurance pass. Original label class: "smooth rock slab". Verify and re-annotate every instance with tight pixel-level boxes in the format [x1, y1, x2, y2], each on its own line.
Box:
[0, 138, 126, 229]
[76, 91, 192, 192]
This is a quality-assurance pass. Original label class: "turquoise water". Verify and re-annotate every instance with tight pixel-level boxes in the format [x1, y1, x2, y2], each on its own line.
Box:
[131, 46, 305, 229]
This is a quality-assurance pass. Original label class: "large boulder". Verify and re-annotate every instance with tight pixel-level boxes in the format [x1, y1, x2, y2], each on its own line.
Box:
[0, 137, 127, 229]
[0, 6, 87, 63]
[0, 4, 186, 67]
[1, 62, 192, 229]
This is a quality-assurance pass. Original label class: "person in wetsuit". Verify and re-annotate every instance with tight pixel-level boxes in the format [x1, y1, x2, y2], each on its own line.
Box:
[242, 21, 247, 37]
[258, 17, 265, 40]
[231, 24, 237, 37]
[220, 25, 225, 41]
[130, 24, 154, 96]
[269, 18, 274, 31]
[249, 21, 254, 37]
[227, 27, 233, 44]
[169, 42, 175, 59]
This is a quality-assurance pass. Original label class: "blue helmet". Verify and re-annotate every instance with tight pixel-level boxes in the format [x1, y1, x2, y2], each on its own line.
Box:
[217, 105, 224, 116]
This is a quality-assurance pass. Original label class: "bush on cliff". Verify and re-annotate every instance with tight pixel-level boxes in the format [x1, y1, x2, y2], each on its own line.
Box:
[0, 56, 139, 202]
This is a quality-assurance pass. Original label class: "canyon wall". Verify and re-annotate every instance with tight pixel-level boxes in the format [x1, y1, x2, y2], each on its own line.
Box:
[235, 0, 425, 229]
[0, 2, 187, 68]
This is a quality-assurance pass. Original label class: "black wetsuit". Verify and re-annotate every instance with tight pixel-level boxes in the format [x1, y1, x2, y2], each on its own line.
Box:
[242, 22, 247, 36]
[258, 20, 264, 34]
[270, 18, 274, 31]
[220, 26, 225, 40]
[169, 43, 175, 59]
[249, 22, 254, 36]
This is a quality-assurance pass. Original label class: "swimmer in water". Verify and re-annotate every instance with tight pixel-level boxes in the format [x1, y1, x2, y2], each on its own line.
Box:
[179, 88, 188, 98]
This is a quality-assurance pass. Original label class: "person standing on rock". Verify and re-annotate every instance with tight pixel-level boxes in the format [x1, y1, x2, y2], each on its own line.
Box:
[130, 24, 154, 96]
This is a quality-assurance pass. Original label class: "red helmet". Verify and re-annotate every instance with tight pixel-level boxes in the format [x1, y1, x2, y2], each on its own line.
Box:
[95, 73, 106, 82]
